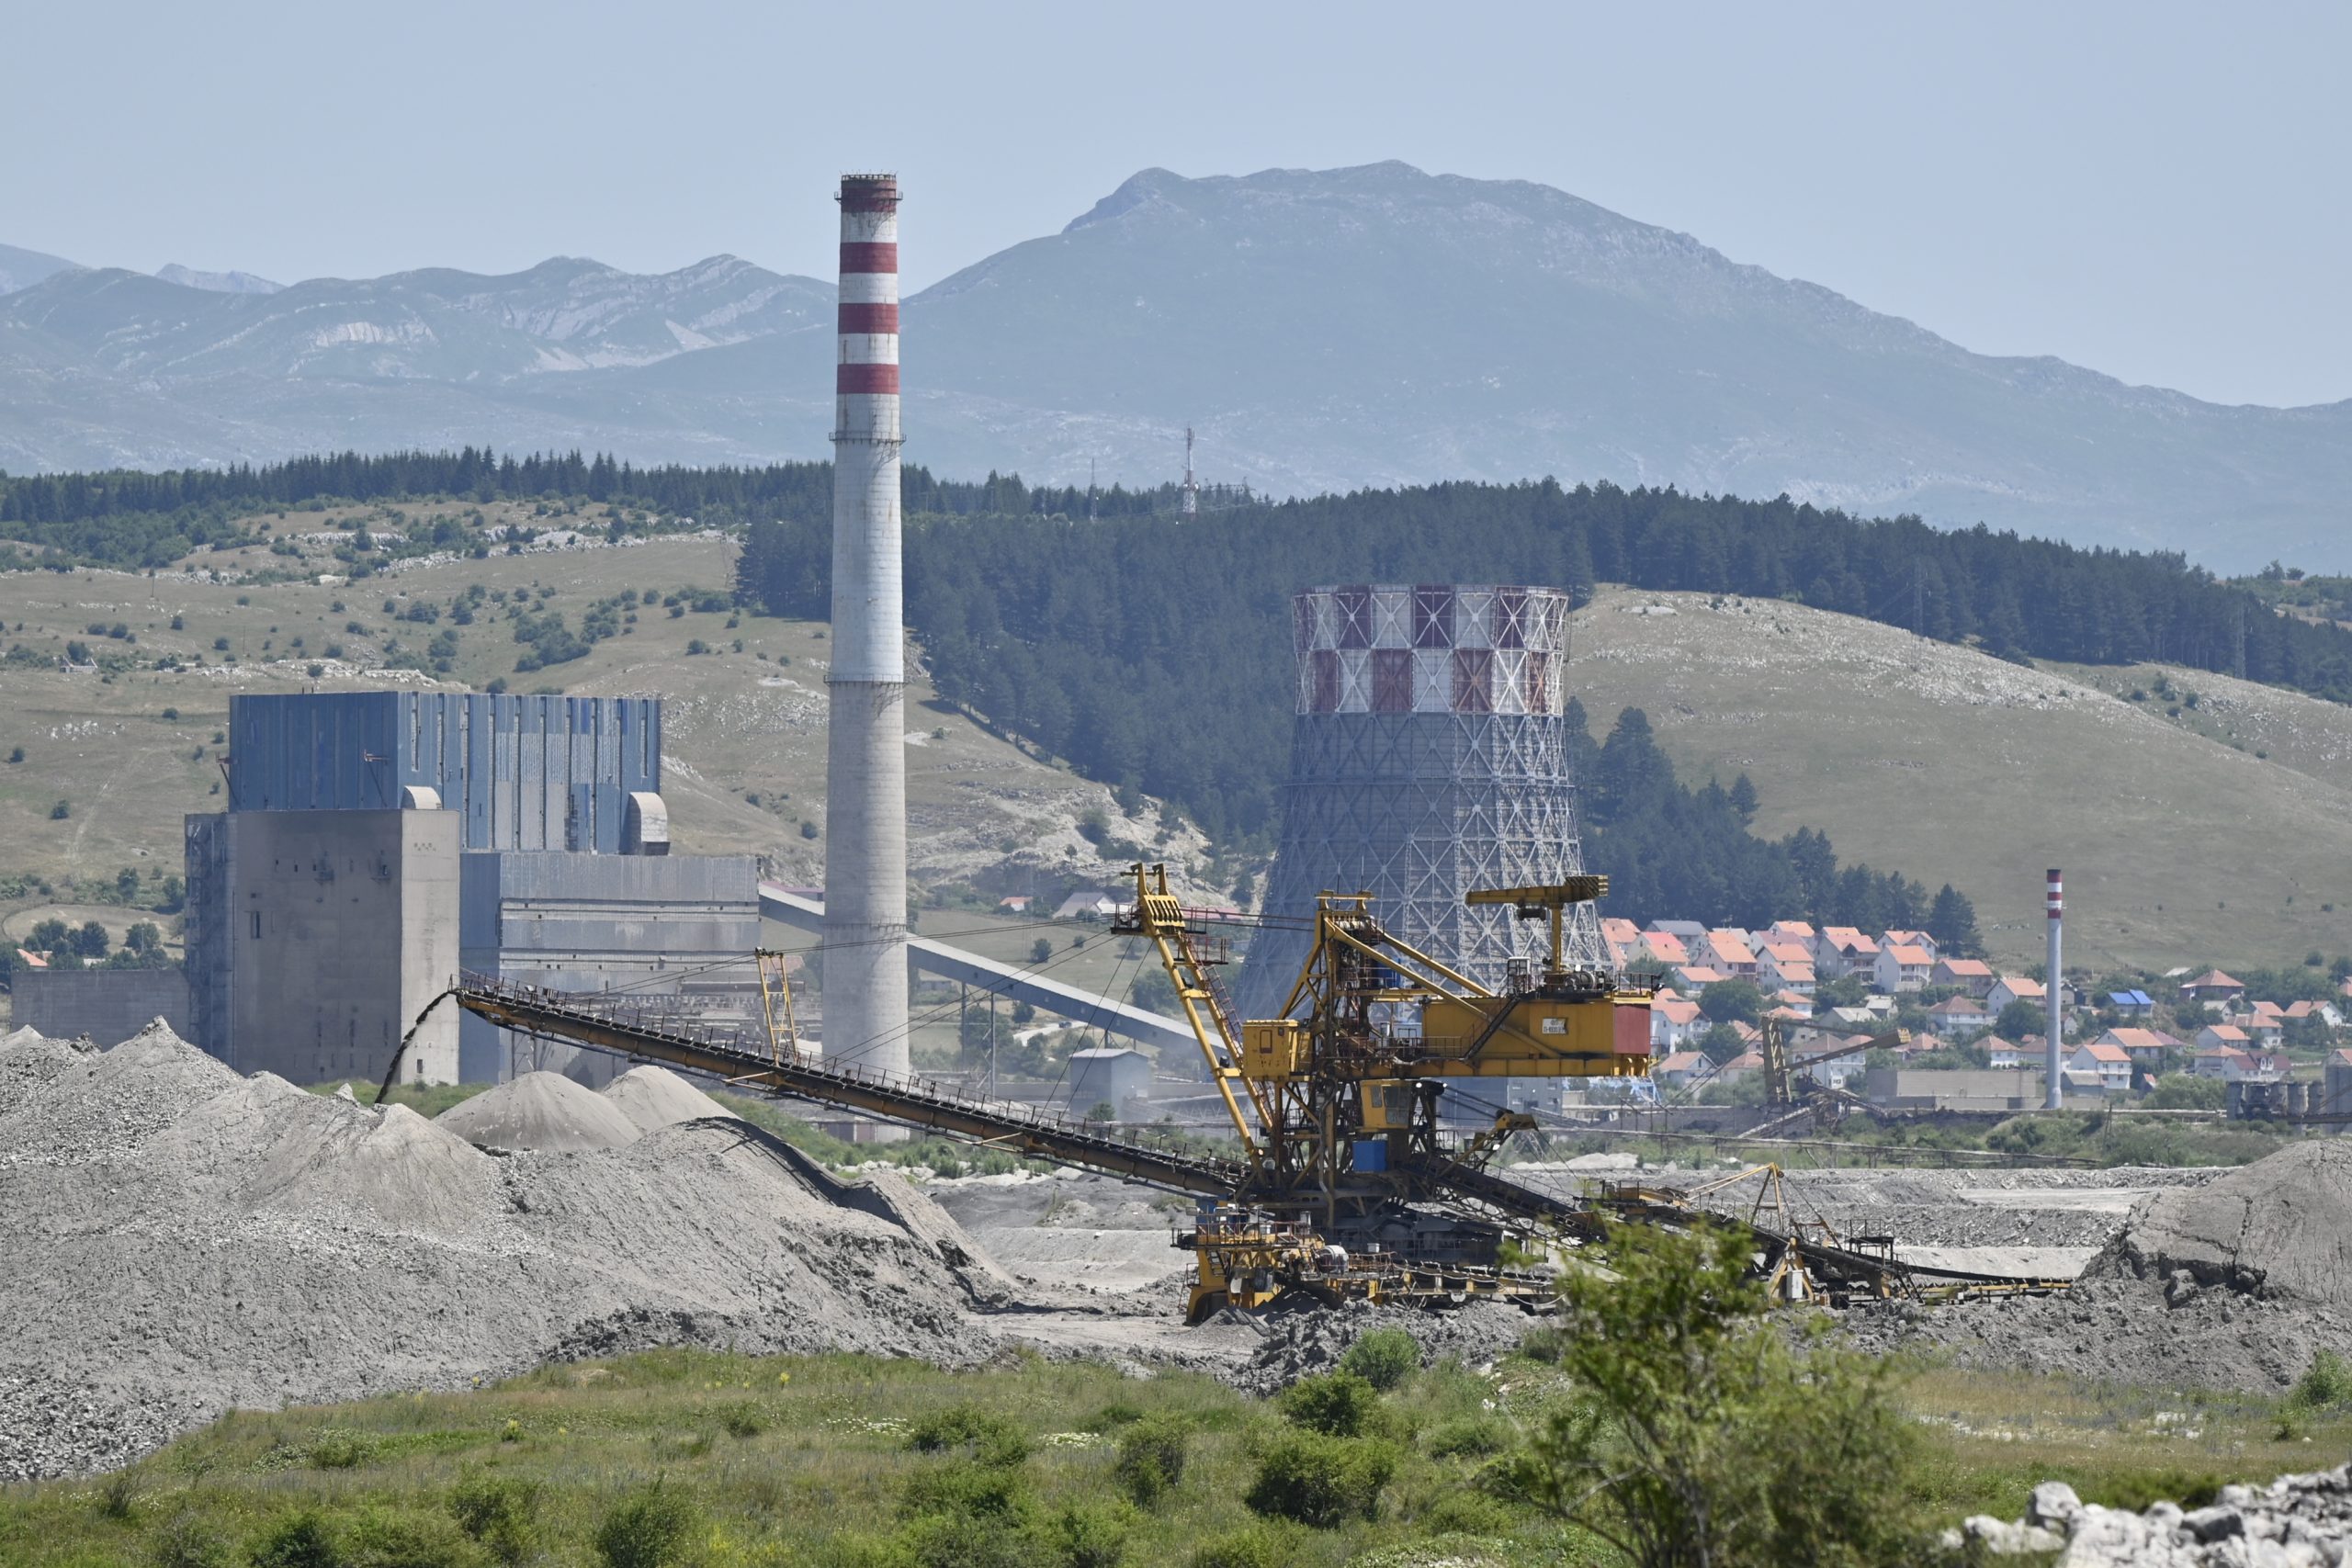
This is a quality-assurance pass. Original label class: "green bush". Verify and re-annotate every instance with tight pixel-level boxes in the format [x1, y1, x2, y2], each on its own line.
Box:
[592, 1480, 698, 1568]
[899, 1458, 1032, 1521]
[147, 1512, 233, 1568]
[447, 1472, 540, 1565]
[1514, 1324, 1571, 1364]
[1416, 1489, 1519, 1536]
[1041, 1501, 1133, 1568]
[341, 1506, 488, 1568]
[1112, 1415, 1191, 1506]
[1339, 1327, 1420, 1392]
[2292, 1349, 2352, 1411]
[250, 1511, 344, 1568]
[308, 1431, 373, 1469]
[906, 1403, 1031, 1467]
[1188, 1521, 1307, 1568]
[1425, 1415, 1512, 1460]
[897, 1514, 1029, 1568]
[1244, 1429, 1398, 1527]
[1276, 1371, 1382, 1438]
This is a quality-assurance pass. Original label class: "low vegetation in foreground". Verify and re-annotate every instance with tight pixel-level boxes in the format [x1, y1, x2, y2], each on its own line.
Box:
[10, 1225, 2352, 1568]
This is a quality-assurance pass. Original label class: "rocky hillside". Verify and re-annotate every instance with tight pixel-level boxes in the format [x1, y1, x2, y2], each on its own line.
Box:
[6, 163, 2351, 568]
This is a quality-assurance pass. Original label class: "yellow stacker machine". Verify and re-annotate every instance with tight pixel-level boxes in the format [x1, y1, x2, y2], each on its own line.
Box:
[1115, 864, 1656, 1318]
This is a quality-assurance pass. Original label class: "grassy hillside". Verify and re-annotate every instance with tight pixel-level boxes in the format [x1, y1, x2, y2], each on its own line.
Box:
[1, 528, 2343, 979]
[1574, 587, 2352, 970]
[0, 525, 1214, 970]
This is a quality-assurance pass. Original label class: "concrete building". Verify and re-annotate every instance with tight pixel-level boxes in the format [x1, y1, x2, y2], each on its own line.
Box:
[1068, 1046, 1151, 1118]
[227, 692, 662, 852]
[185, 807, 460, 1083]
[458, 852, 759, 1083]
[13, 967, 189, 1046]
[821, 172, 913, 1080]
[1863, 1067, 2043, 1111]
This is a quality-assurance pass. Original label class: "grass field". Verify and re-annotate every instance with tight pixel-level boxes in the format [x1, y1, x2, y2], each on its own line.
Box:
[2, 1343, 2339, 1568]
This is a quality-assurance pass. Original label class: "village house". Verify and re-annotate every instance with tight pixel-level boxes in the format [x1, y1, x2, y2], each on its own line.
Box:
[2064, 1039, 2133, 1094]
[1638, 930, 1690, 969]
[2180, 970, 2248, 1006]
[1651, 1050, 1713, 1091]
[2096, 1027, 2176, 1077]
[2192, 1043, 2262, 1082]
[1713, 1048, 1765, 1084]
[1872, 942, 1934, 994]
[1883, 929, 1939, 964]
[1770, 988, 1814, 1020]
[1814, 927, 1880, 980]
[2196, 1022, 2253, 1055]
[1988, 975, 2045, 1013]
[2103, 988, 2155, 1018]
[1982, 1035, 2025, 1069]
[1765, 919, 1817, 947]
[1702, 930, 1758, 979]
[2285, 998, 2346, 1030]
[1755, 942, 1817, 994]
[1931, 957, 1996, 998]
[1650, 991, 1704, 1053]
[1670, 964, 1729, 996]
[1926, 995, 1992, 1039]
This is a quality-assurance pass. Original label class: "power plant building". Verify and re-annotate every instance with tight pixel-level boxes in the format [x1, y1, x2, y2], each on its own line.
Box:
[1239, 584, 1609, 1021]
[185, 691, 750, 1087]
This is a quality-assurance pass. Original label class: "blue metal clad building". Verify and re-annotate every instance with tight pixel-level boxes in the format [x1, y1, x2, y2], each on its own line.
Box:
[227, 693, 660, 853]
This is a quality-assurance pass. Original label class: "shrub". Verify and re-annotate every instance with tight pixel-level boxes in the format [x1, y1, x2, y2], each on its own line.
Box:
[906, 1404, 1031, 1467]
[1425, 1415, 1511, 1460]
[1042, 1501, 1133, 1568]
[95, 1468, 138, 1520]
[1188, 1522, 1306, 1568]
[592, 1480, 698, 1568]
[249, 1511, 343, 1568]
[308, 1431, 373, 1469]
[899, 1458, 1032, 1521]
[2292, 1349, 2352, 1411]
[1339, 1327, 1420, 1392]
[342, 1506, 488, 1567]
[148, 1511, 234, 1568]
[1113, 1415, 1191, 1506]
[1277, 1371, 1382, 1438]
[448, 1471, 541, 1565]
[51, 799, 70, 820]
[1244, 1429, 1398, 1527]
[718, 1403, 766, 1438]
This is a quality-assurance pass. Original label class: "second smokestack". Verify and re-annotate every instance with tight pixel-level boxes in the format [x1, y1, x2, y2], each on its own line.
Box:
[821, 174, 910, 1078]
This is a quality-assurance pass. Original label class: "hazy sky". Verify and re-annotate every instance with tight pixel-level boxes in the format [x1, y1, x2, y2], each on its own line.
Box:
[7, 2, 2345, 407]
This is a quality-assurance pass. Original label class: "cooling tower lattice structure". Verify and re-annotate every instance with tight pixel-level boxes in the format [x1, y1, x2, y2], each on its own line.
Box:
[821, 174, 910, 1077]
[1238, 584, 1610, 1018]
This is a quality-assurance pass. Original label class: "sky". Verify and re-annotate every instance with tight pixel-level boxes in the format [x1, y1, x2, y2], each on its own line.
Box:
[6, 1, 2346, 408]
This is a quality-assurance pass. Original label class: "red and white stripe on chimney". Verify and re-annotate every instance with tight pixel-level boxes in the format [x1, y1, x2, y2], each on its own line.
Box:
[836, 175, 899, 428]
[2046, 869, 2064, 920]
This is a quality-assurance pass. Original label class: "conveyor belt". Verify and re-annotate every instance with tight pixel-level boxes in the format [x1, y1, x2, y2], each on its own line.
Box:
[428, 978, 1250, 1198]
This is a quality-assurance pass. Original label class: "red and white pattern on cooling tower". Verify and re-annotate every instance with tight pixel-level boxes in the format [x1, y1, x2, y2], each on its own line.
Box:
[1291, 584, 1572, 716]
[2047, 869, 2064, 919]
[835, 175, 899, 427]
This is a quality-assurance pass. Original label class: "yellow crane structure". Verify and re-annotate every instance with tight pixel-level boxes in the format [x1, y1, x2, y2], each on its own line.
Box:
[1115, 863, 1655, 1316]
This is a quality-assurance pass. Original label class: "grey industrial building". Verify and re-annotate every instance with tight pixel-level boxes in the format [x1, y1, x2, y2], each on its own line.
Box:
[184, 691, 753, 1088]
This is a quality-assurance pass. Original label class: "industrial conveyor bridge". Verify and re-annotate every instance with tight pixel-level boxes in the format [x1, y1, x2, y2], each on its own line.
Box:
[395, 976, 2073, 1306]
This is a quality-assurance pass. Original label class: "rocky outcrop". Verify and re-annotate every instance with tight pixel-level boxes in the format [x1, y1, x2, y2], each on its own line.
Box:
[1951, 1471, 2352, 1564]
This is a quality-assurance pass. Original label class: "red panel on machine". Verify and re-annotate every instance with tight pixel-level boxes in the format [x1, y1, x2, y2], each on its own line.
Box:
[1614, 1001, 1653, 1055]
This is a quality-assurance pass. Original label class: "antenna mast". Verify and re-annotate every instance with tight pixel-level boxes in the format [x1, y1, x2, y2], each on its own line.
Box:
[1182, 427, 1199, 519]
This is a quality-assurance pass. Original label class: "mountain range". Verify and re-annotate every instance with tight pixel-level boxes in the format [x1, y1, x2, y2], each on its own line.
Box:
[6, 163, 2347, 570]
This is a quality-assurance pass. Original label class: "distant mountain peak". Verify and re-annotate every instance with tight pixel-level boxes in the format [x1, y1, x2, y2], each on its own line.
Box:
[155, 263, 283, 295]
[0, 242, 82, 297]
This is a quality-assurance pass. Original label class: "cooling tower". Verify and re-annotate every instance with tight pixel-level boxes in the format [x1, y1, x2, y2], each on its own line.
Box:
[1238, 583, 1609, 1018]
[821, 174, 910, 1077]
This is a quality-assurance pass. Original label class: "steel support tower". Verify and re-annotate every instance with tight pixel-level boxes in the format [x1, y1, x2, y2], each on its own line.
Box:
[821, 174, 910, 1075]
[1239, 584, 1610, 1019]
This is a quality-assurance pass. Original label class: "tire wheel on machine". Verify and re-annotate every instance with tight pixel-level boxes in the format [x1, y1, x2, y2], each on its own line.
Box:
[1185, 1290, 1230, 1326]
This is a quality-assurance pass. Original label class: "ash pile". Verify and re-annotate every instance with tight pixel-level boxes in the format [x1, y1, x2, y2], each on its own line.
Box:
[0, 1023, 1005, 1480]
[1847, 1141, 2352, 1392]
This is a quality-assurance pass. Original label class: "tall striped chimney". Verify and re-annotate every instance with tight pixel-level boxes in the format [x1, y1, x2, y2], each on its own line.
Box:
[2044, 868, 2064, 1110]
[822, 174, 910, 1077]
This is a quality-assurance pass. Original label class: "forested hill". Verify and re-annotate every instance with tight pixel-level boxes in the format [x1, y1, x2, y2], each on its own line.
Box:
[739, 477, 2352, 843]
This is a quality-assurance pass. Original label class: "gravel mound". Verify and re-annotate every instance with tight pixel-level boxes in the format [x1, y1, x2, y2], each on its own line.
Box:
[0, 1025, 996, 1479]
[2088, 1140, 2352, 1306]
[1843, 1144, 2352, 1393]
[1951, 1470, 2352, 1562]
[600, 1064, 739, 1135]
[435, 1069, 642, 1151]
[1233, 1298, 1542, 1394]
